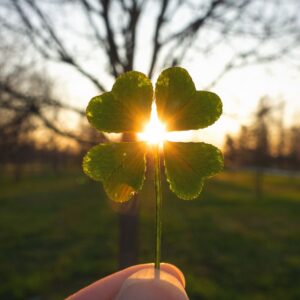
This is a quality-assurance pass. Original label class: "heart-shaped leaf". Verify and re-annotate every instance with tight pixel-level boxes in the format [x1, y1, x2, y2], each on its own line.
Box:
[83, 142, 147, 202]
[155, 67, 222, 131]
[155, 67, 195, 127]
[86, 71, 153, 133]
[170, 91, 222, 131]
[163, 141, 224, 200]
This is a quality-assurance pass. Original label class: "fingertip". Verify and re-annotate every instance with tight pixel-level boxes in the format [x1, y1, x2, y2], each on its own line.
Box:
[115, 265, 188, 300]
[66, 263, 187, 300]
[160, 263, 186, 288]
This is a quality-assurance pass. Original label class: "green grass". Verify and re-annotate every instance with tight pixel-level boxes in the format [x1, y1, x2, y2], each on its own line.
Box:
[0, 169, 299, 299]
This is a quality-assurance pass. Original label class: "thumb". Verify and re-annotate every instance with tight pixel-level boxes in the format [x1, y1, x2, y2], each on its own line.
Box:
[115, 264, 189, 300]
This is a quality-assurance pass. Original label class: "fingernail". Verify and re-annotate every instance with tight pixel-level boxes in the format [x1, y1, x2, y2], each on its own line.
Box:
[160, 263, 186, 288]
[115, 267, 189, 300]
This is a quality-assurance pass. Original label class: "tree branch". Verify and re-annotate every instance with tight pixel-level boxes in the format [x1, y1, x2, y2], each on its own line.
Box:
[81, 0, 106, 47]
[206, 38, 300, 89]
[12, 0, 107, 92]
[123, 0, 141, 71]
[0, 80, 85, 116]
[100, 0, 124, 77]
[163, 0, 225, 44]
[38, 113, 99, 145]
[148, 0, 169, 78]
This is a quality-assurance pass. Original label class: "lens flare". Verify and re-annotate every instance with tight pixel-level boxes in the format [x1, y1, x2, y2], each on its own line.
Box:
[138, 102, 166, 145]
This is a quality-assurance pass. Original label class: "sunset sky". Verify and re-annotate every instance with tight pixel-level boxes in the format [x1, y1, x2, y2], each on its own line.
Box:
[54, 56, 300, 148]
[35, 0, 300, 149]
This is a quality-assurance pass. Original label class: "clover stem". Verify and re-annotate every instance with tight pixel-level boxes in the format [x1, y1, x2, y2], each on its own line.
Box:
[154, 144, 163, 269]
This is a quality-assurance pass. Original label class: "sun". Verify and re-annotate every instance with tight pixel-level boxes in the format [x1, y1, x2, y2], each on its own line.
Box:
[138, 102, 167, 145]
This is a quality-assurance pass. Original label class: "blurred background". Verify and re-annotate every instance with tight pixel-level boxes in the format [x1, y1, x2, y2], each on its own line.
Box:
[0, 0, 300, 299]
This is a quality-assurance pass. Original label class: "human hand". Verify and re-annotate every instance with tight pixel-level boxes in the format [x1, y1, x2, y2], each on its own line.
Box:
[66, 263, 189, 300]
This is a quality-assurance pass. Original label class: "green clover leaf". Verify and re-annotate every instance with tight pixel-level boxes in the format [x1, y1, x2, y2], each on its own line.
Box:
[83, 67, 223, 202]
[86, 71, 153, 132]
[164, 142, 223, 200]
[83, 142, 146, 202]
[155, 67, 222, 131]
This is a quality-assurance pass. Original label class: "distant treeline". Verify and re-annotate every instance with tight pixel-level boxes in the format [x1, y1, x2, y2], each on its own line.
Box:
[0, 141, 80, 169]
[224, 98, 300, 171]
[1, 96, 299, 176]
[0, 137, 83, 181]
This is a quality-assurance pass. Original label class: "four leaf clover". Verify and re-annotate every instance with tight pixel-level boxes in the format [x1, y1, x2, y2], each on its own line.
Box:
[83, 67, 224, 202]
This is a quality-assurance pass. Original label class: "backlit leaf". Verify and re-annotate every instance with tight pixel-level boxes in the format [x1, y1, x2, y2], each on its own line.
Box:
[155, 67, 195, 127]
[164, 142, 224, 200]
[169, 91, 222, 131]
[86, 71, 152, 133]
[83, 142, 147, 202]
[155, 67, 222, 131]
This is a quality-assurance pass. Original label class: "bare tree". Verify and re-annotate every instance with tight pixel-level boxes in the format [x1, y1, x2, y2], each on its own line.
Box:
[0, 31, 103, 146]
[1, 1, 300, 90]
[1, 0, 300, 267]
[1, 0, 300, 145]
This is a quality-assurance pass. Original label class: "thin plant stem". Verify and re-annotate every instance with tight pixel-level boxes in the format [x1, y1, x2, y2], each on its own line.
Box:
[154, 144, 163, 269]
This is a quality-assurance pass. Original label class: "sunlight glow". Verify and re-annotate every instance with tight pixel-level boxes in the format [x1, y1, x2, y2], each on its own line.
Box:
[138, 102, 167, 145]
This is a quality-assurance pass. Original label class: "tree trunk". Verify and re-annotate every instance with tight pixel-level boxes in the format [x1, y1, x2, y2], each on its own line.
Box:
[118, 132, 140, 269]
[118, 195, 140, 268]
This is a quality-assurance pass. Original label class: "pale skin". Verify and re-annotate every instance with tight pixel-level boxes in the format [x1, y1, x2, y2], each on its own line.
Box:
[66, 263, 189, 300]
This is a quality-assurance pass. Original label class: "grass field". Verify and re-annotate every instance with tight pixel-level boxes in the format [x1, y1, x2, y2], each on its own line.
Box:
[0, 169, 299, 299]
